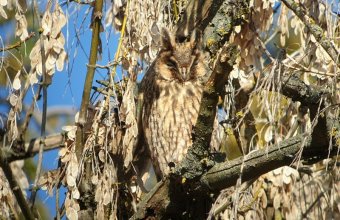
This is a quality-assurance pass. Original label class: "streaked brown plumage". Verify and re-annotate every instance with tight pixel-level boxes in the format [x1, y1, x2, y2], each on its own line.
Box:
[141, 28, 207, 177]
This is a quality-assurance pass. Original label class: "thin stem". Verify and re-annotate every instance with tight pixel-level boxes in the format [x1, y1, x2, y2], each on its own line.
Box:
[20, 83, 43, 142]
[29, 0, 50, 207]
[75, 0, 104, 159]
[0, 32, 35, 52]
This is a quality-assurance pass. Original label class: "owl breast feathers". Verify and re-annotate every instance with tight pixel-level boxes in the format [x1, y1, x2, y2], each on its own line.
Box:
[141, 28, 207, 177]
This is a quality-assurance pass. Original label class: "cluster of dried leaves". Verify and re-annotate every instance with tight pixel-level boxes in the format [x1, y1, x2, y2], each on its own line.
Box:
[0, 0, 339, 219]
[1, 1, 67, 219]
[213, 0, 339, 219]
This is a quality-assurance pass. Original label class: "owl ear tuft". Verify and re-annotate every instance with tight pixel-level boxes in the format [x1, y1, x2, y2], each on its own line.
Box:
[189, 29, 202, 49]
[161, 28, 175, 50]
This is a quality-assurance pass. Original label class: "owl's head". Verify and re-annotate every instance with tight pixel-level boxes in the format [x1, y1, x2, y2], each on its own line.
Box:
[155, 28, 206, 82]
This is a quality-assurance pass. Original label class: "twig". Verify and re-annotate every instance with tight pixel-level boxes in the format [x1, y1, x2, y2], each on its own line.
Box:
[301, 191, 326, 218]
[20, 84, 43, 141]
[0, 32, 35, 52]
[209, 178, 255, 218]
[55, 185, 61, 220]
[106, 0, 129, 93]
[30, 0, 50, 207]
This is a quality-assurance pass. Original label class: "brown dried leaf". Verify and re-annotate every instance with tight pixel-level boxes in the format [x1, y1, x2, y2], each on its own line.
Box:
[15, 12, 28, 40]
[51, 3, 66, 38]
[120, 78, 138, 167]
[273, 193, 281, 210]
[42, 11, 52, 36]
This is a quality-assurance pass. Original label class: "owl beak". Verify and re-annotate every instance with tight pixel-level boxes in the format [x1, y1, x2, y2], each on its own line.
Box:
[181, 68, 189, 81]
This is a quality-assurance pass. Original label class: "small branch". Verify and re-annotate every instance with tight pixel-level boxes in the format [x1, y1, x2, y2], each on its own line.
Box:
[20, 84, 43, 141]
[210, 179, 255, 218]
[301, 191, 326, 218]
[281, 74, 328, 105]
[0, 151, 35, 220]
[76, 0, 104, 158]
[281, 0, 340, 65]
[0, 32, 35, 52]
[75, 1, 104, 218]
[30, 0, 50, 207]
[5, 133, 65, 162]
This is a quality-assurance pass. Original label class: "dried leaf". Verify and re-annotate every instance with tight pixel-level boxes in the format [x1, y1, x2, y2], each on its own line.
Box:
[9, 94, 18, 106]
[273, 193, 281, 209]
[264, 125, 273, 143]
[66, 175, 76, 187]
[42, 11, 52, 36]
[72, 188, 80, 199]
[12, 71, 21, 90]
[66, 207, 78, 220]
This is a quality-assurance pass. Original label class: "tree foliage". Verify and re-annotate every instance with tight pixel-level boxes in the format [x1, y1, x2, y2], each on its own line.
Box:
[0, 0, 339, 219]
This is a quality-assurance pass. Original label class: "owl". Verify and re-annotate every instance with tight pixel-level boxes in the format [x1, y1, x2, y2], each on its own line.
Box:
[141, 28, 207, 178]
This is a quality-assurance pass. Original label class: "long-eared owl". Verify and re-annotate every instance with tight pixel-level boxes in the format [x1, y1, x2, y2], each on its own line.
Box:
[141, 28, 207, 178]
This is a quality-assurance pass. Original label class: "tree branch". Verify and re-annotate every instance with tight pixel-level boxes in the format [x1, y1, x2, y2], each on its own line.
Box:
[0, 32, 35, 52]
[281, 0, 340, 65]
[74, 1, 104, 218]
[200, 135, 310, 191]
[75, 0, 104, 158]
[281, 74, 329, 105]
[132, 132, 338, 219]
[175, 0, 223, 37]
[4, 133, 65, 162]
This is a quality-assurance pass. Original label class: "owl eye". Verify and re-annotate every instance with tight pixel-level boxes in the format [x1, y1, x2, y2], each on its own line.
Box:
[166, 60, 177, 69]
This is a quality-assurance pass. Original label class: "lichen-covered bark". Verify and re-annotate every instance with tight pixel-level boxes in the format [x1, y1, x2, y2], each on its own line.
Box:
[201, 136, 311, 191]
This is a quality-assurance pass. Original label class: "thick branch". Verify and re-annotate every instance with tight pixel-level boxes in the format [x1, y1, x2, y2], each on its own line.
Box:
[200, 135, 310, 191]
[132, 132, 338, 219]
